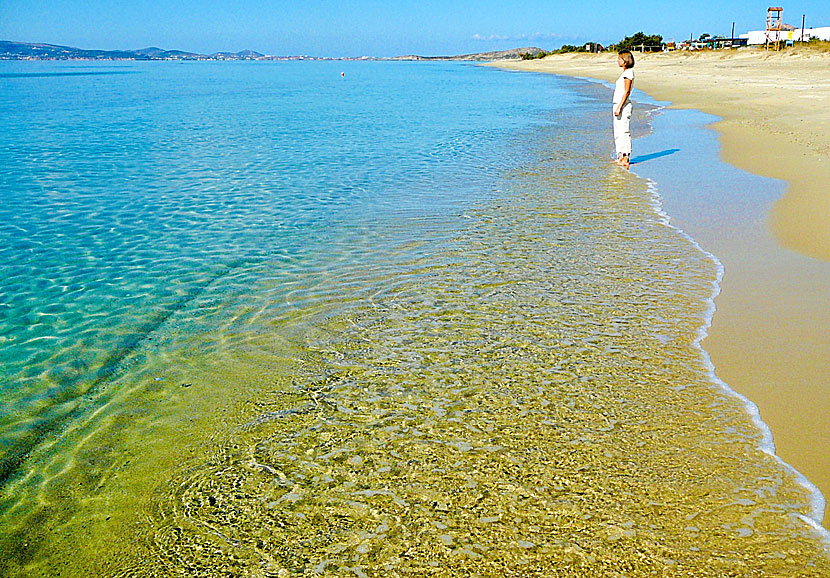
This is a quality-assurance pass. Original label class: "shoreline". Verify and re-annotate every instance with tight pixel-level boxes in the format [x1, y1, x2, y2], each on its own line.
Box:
[491, 49, 830, 261]
[645, 172, 828, 534]
[489, 50, 830, 529]
[3, 58, 830, 574]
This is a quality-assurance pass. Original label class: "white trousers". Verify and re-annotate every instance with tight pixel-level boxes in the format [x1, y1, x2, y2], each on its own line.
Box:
[613, 102, 633, 156]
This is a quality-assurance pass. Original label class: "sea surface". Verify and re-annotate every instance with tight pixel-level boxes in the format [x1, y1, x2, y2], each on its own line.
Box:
[0, 60, 828, 576]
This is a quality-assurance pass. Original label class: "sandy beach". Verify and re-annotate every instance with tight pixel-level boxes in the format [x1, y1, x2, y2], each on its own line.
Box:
[493, 48, 830, 527]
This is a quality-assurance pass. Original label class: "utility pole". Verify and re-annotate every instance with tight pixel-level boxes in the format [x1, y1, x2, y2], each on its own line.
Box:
[802, 14, 806, 43]
[731, 22, 735, 41]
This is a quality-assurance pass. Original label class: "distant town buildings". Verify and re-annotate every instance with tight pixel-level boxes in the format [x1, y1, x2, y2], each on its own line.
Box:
[660, 22, 830, 52]
[741, 26, 830, 46]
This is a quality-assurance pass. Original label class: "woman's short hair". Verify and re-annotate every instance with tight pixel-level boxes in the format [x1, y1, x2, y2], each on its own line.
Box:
[618, 50, 635, 68]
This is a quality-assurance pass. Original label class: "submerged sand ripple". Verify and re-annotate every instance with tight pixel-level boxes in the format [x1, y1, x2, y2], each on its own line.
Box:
[2, 88, 828, 578]
[135, 158, 829, 575]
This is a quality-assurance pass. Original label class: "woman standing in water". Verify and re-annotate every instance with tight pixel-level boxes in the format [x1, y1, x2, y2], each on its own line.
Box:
[613, 50, 635, 169]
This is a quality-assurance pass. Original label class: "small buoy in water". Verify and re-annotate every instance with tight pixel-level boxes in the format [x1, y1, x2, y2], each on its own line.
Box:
[341, 72, 345, 77]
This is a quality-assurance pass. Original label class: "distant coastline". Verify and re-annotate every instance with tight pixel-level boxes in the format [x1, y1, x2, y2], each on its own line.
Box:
[0, 40, 544, 62]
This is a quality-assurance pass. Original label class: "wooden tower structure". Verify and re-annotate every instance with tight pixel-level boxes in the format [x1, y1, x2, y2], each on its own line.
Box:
[765, 7, 784, 50]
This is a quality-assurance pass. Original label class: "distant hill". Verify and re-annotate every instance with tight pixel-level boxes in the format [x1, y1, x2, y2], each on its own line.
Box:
[133, 47, 167, 57]
[132, 47, 202, 59]
[211, 50, 264, 59]
[0, 40, 259, 60]
[1, 40, 543, 62]
[0, 40, 147, 60]
[390, 47, 546, 61]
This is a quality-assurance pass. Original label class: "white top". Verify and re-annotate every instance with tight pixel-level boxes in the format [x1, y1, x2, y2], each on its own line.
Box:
[613, 68, 635, 105]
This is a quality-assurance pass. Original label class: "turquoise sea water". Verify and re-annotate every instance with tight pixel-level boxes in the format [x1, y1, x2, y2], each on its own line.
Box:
[1, 60, 829, 576]
[1, 60, 545, 466]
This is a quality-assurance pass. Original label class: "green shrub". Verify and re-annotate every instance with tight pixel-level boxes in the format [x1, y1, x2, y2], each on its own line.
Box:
[519, 50, 552, 60]
[615, 32, 664, 52]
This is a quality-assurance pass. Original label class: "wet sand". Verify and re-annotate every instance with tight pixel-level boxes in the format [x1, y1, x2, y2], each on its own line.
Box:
[492, 48, 830, 528]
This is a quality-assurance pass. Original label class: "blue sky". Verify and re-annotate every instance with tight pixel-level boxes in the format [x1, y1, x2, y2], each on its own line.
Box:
[2, 1, 830, 57]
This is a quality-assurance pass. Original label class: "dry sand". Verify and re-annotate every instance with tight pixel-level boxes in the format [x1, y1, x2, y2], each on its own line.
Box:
[492, 49, 830, 527]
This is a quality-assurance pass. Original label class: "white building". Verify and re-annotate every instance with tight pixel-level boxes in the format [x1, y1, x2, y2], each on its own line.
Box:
[741, 26, 830, 45]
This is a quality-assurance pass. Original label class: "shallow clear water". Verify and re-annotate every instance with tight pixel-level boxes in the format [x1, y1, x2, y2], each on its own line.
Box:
[1, 60, 540, 472]
[0, 61, 828, 576]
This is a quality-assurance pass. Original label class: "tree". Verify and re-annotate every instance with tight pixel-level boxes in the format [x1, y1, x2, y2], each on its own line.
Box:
[699, 33, 711, 41]
[519, 50, 552, 60]
[615, 32, 664, 52]
[555, 44, 587, 54]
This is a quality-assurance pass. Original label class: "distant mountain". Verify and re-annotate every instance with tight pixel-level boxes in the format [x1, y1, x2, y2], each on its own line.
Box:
[1, 40, 543, 62]
[0, 40, 147, 60]
[133, 47, 203, 59]
[211, 50, 264, 59]
[156, 49, 203, 58]
[389, 47, 546, 61]
[0, 40, 260, 60]
[134, 47, 167, 57]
